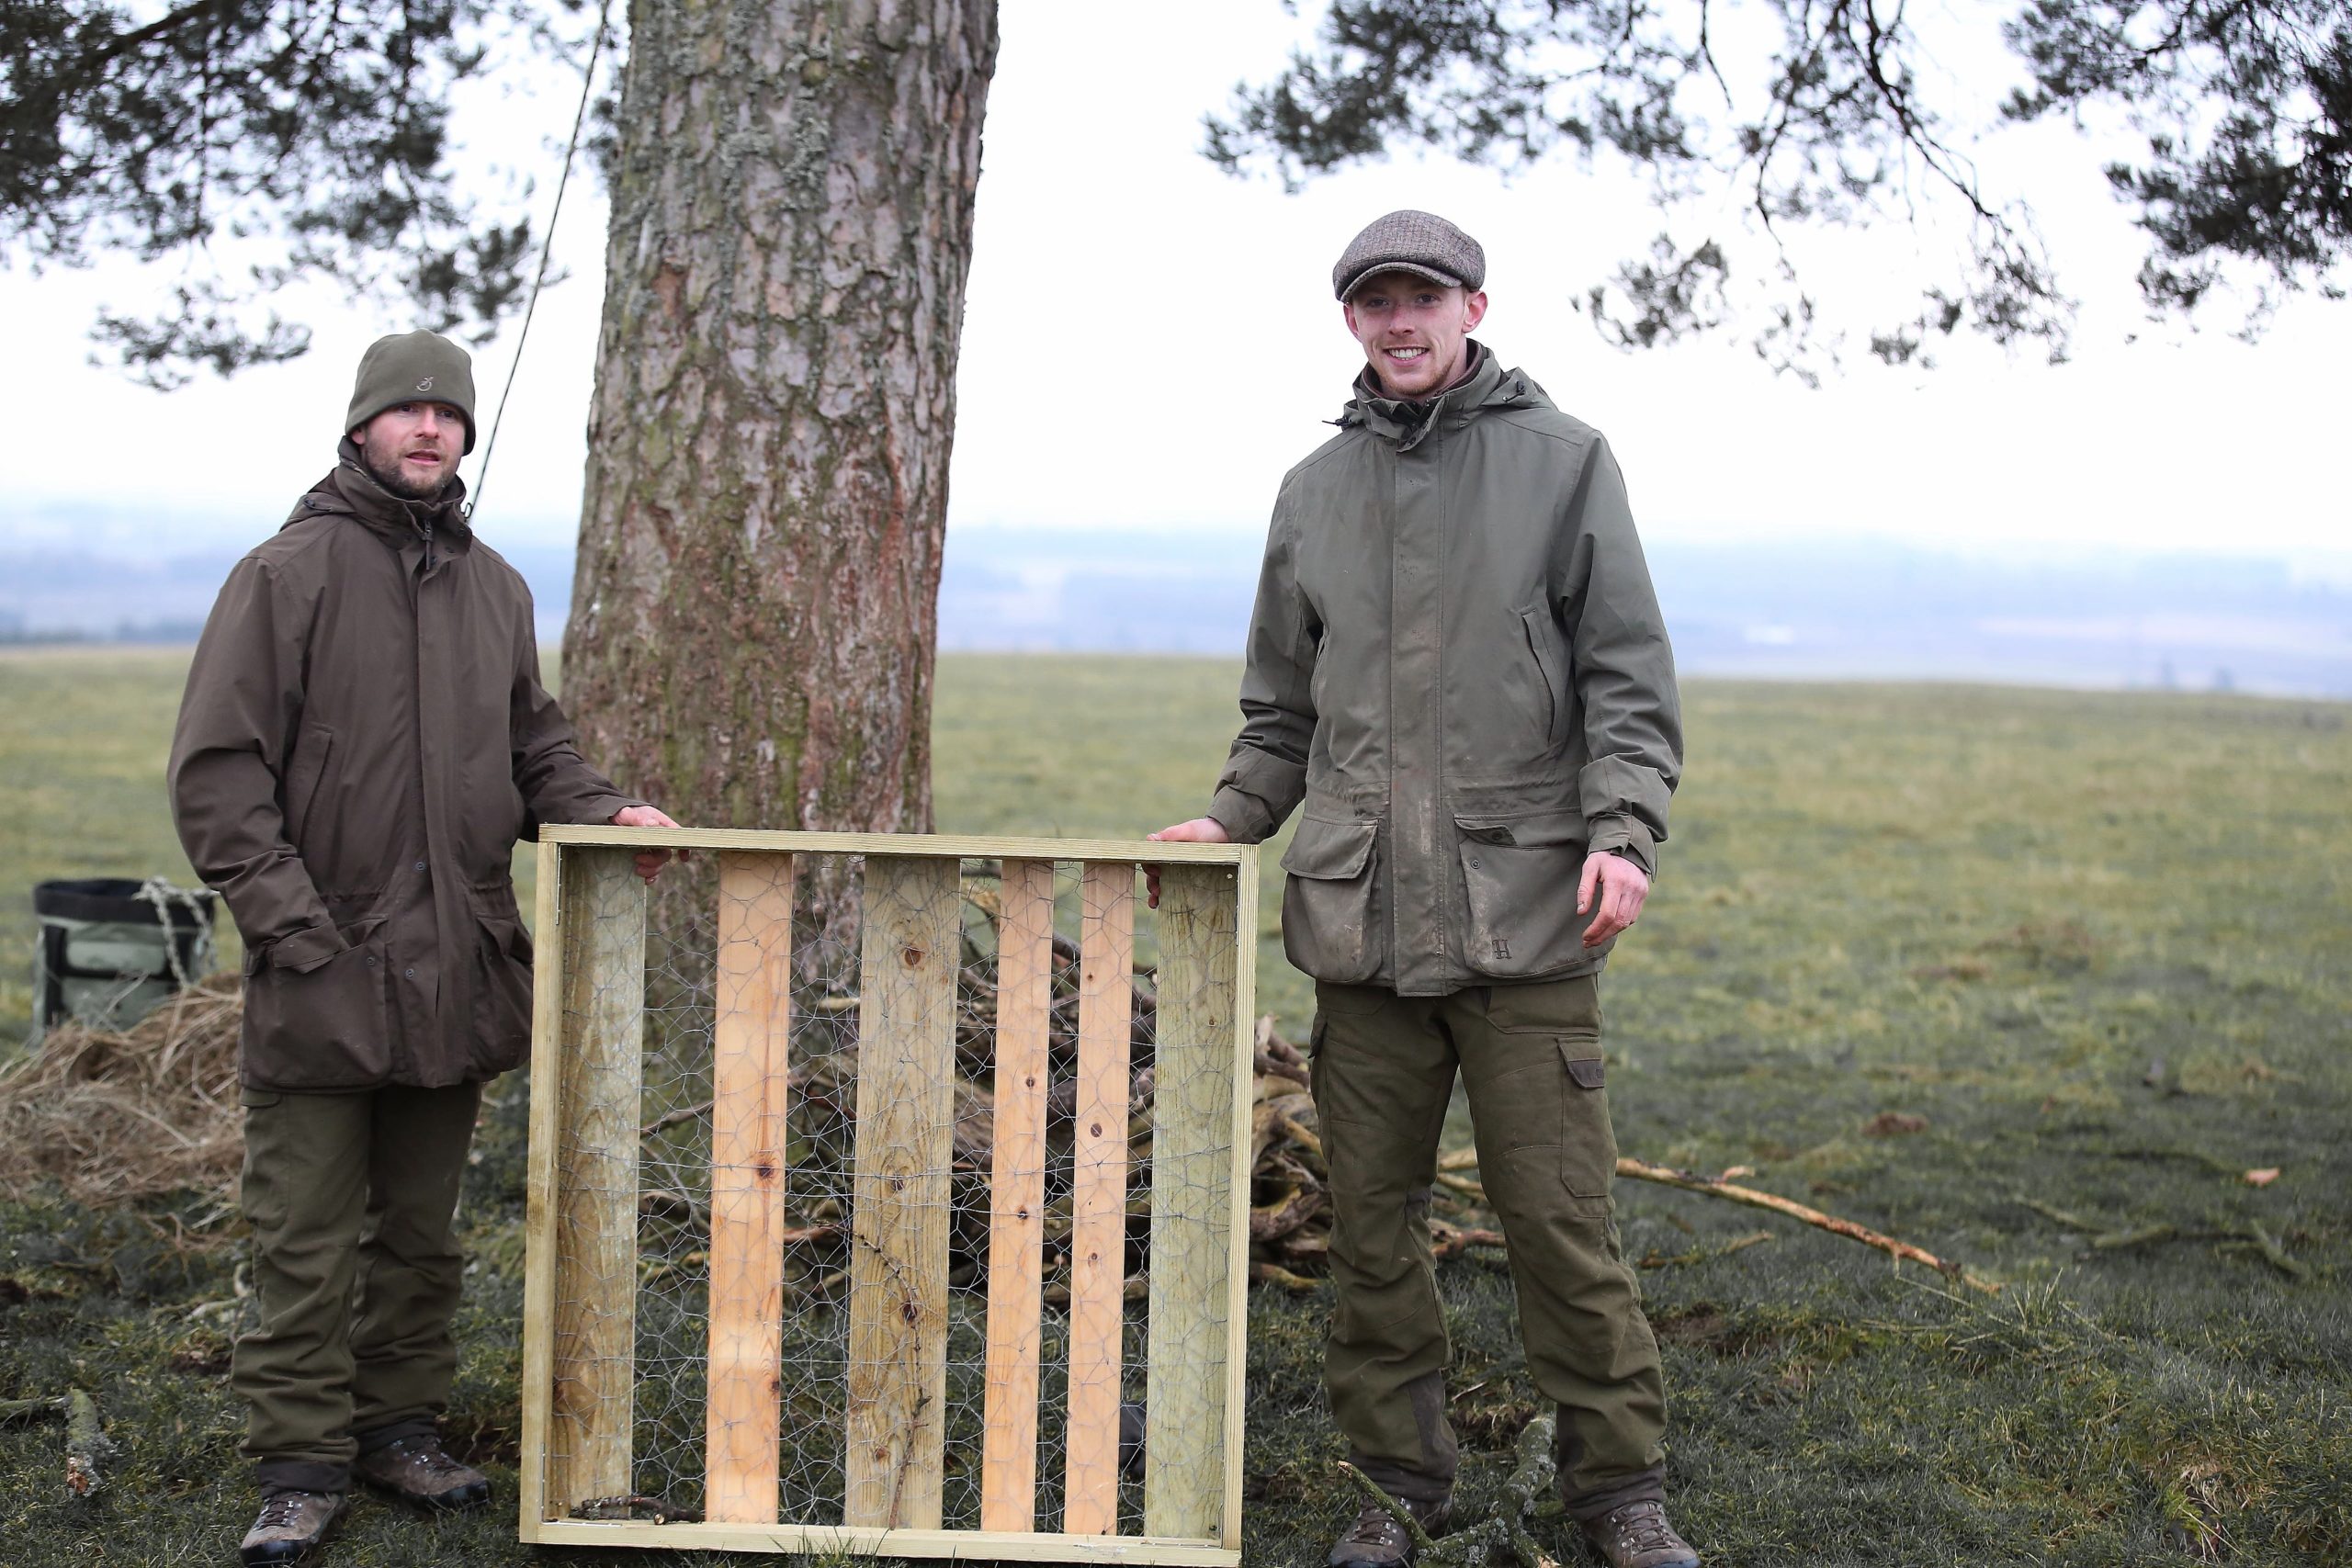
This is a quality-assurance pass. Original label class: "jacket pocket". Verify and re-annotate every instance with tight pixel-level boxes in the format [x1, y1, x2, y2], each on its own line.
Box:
[281, 722, 334, 845]
[1519, 607, 1568, 750]
[241, 917, 391, 1089]
[1279, 815, 1385, 986]
[1457, 807, 1598, 979]
[469, 913, 537, 1078]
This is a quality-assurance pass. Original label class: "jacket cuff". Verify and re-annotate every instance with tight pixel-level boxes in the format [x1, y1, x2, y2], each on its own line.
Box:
[1586, 815, 1657, 878]
[543, 790, 647, 830]
[268, 923, 349, 973]
[1206, 785, 1277, 846]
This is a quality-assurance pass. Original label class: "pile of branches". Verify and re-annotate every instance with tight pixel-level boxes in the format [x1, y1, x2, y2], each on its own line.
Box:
[0, 973, 244, 1205]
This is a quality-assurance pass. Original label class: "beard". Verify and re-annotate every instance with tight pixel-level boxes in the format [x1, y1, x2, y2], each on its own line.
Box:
[357, 432, 458, 502]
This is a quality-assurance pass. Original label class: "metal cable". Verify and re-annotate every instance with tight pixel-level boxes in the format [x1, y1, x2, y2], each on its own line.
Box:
[468, 0, 613, 521]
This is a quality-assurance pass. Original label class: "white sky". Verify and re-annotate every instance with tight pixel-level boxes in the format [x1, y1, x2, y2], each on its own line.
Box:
[3, 0, 2346, 570]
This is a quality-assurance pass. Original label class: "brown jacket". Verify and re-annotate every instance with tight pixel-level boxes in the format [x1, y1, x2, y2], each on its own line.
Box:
[170, 447, 639, 1090]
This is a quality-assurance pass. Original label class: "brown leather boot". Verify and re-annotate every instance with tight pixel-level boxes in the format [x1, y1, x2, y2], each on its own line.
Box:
[1329, 1493, 1453, 1567]
[239, 1490, 347, 1565]
[352, 1433, 490, 1509]
[1578, 1498, 1700, 1568]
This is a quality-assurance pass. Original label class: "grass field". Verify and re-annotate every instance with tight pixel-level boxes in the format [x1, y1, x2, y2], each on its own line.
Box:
[3, 649, 2348, 1565]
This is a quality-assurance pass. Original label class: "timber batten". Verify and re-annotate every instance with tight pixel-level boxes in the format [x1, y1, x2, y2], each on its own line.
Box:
[518, 829, 1255, 1565]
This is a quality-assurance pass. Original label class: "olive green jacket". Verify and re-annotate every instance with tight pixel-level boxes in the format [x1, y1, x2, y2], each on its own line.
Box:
[169, 447, 640, 1091]
[1207, 344, 1681, 996]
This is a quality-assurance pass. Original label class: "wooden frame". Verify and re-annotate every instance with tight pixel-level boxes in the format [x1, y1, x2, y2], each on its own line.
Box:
[520, 826, 1258, 1564]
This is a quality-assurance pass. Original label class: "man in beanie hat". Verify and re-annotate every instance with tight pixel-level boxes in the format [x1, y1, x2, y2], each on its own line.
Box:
[171, 329, 684, 1565]
[1151, 212, 1695, 1567]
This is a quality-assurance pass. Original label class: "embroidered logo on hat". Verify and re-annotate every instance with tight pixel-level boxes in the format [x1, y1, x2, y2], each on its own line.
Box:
[416, 377, 435, 392]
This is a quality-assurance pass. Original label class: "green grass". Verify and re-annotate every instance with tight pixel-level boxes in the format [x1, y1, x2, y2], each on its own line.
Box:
[3, 651, 2348, 1565]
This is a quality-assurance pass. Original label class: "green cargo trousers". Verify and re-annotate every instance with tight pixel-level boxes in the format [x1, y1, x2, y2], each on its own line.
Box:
[1311, 975, 1668, 1519]
[234, 1080, 481, 1494]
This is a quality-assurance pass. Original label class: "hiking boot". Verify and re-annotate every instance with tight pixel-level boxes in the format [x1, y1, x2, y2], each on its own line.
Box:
[1578, 1498, 1699, 1568]
[239, 1490, 347, 1565]
[352, 1433, 490, 1509]
[1329, 1493, 1452, 1567]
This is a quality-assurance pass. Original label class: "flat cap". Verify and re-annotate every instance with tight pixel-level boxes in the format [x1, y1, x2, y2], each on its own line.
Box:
[1332, 209, 1487, 301]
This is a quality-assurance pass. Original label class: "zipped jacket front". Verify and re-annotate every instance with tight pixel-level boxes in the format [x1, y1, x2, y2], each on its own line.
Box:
[1207, 344, 1682, 996]
[170, 446, 640, 1089]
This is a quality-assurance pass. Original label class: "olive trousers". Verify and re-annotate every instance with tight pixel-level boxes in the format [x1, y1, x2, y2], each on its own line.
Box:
[1311, 974, 1668, 1519]
[233, 1080, 481, 1494]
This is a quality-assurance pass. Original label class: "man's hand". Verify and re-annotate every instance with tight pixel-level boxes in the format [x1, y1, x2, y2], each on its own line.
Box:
[611, 805, 688, 882]
[1144, 817, 1232, 908]
[1577, 852, 1649, 947]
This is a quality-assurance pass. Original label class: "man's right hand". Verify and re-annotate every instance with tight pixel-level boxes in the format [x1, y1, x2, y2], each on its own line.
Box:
[1144, 817, 1231, 908]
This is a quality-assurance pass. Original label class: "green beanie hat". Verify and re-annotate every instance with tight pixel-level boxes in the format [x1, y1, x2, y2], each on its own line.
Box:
[345, 330, 477, 453]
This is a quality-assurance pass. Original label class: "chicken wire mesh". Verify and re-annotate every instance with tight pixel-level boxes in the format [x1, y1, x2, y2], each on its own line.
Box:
[528, 839, 1248, 1555]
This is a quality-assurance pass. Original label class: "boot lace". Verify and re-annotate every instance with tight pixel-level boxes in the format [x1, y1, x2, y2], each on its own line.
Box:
[1607, 1500, 1680, 1555]
[1342, 1504, 1413, 1551]
[255, 1493, 316, 1529]
[382, 1435, 469, 1479]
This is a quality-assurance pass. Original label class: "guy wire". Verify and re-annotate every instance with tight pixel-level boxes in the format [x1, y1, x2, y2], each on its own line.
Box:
[468, 0, 612, 522]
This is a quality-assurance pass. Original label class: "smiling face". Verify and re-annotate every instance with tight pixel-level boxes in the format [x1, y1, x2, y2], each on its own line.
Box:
[1343, 270, 1488, 400]
[353, 400, 467, 501]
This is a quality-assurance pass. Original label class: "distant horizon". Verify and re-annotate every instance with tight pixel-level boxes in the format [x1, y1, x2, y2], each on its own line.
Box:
[6, 526, 2344, 700]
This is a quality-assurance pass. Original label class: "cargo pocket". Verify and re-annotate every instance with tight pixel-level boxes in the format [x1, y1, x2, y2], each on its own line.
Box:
[470, 913, 537, 1077]
[242, 918, 391, 1089]
[1558, 1044, 1616, 1206]
[1457, 807, 1595, 978]
[1280, 814, 1385, 985]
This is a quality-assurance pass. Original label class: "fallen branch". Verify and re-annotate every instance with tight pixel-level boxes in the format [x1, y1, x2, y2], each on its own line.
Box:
[1344, 1414, 1563, 1567]
[65, 1389, 110, 1497]
[0, 1396, 62, 1427]
[1250, 1260, 1321, 1292]
[1610, 1156, 1999, 1292]
[1429, 1222, 1509, 1262]
[2020, 1199, 2309, 1280]
[1638, 1229, 1775, 1270]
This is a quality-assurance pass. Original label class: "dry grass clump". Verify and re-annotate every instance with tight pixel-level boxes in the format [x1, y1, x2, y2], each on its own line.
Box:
[0, 973, 243, 1204]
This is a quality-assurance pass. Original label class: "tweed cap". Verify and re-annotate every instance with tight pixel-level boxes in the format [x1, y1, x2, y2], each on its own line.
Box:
[1332, 209, 1487, 301]
[345, 330, 477, 453]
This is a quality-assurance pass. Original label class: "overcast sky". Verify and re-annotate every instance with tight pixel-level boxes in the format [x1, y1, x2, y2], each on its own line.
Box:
[4, 0, 2346, 573]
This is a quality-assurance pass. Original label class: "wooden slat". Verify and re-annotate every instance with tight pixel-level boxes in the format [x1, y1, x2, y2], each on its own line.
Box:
[706, 852, 796, 1524]
[523, 1517, 1238, 1564]
[843, 854, 962, 1529]
[518, 840, 566, 1527]
[980, 859, 1056, 1532]
[548, 847, 646, 1512]
[1064, 862, 1135, 1536]
[541, 823, 1247, 866]
[1220, 849, 1259, 1551]
[1143, 865, 1239, 1541]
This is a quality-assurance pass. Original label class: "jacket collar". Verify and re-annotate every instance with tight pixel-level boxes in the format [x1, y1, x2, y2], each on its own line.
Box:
[284, 439, 472, 554]
[1336, 341, 1546, 451]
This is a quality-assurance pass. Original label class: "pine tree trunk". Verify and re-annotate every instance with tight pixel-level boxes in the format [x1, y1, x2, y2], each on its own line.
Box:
[564, 0, 998, 881]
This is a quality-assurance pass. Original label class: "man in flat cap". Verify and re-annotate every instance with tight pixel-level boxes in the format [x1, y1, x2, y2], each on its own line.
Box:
[1152, 212, 1693, 1567]
[171, 330, 682, 1566]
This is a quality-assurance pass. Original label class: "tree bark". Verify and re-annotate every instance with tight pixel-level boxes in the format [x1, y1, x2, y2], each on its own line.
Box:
[564, 0, 998, 899]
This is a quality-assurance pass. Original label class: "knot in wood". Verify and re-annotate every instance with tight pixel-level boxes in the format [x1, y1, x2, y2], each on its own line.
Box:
[901, 1301, 921, 1324]
[1090, 1122, 1102, 1136]
[900, 944, 924, 967]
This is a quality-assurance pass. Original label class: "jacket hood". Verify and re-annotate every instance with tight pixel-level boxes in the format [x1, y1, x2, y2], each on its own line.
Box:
[1337, 341, 1551, 450]
[285, 439, 473, 550]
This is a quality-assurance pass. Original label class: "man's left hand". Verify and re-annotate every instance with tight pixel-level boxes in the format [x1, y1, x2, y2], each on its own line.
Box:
[611, 805, 687, 882]
[1577, 852, 1649, 947]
